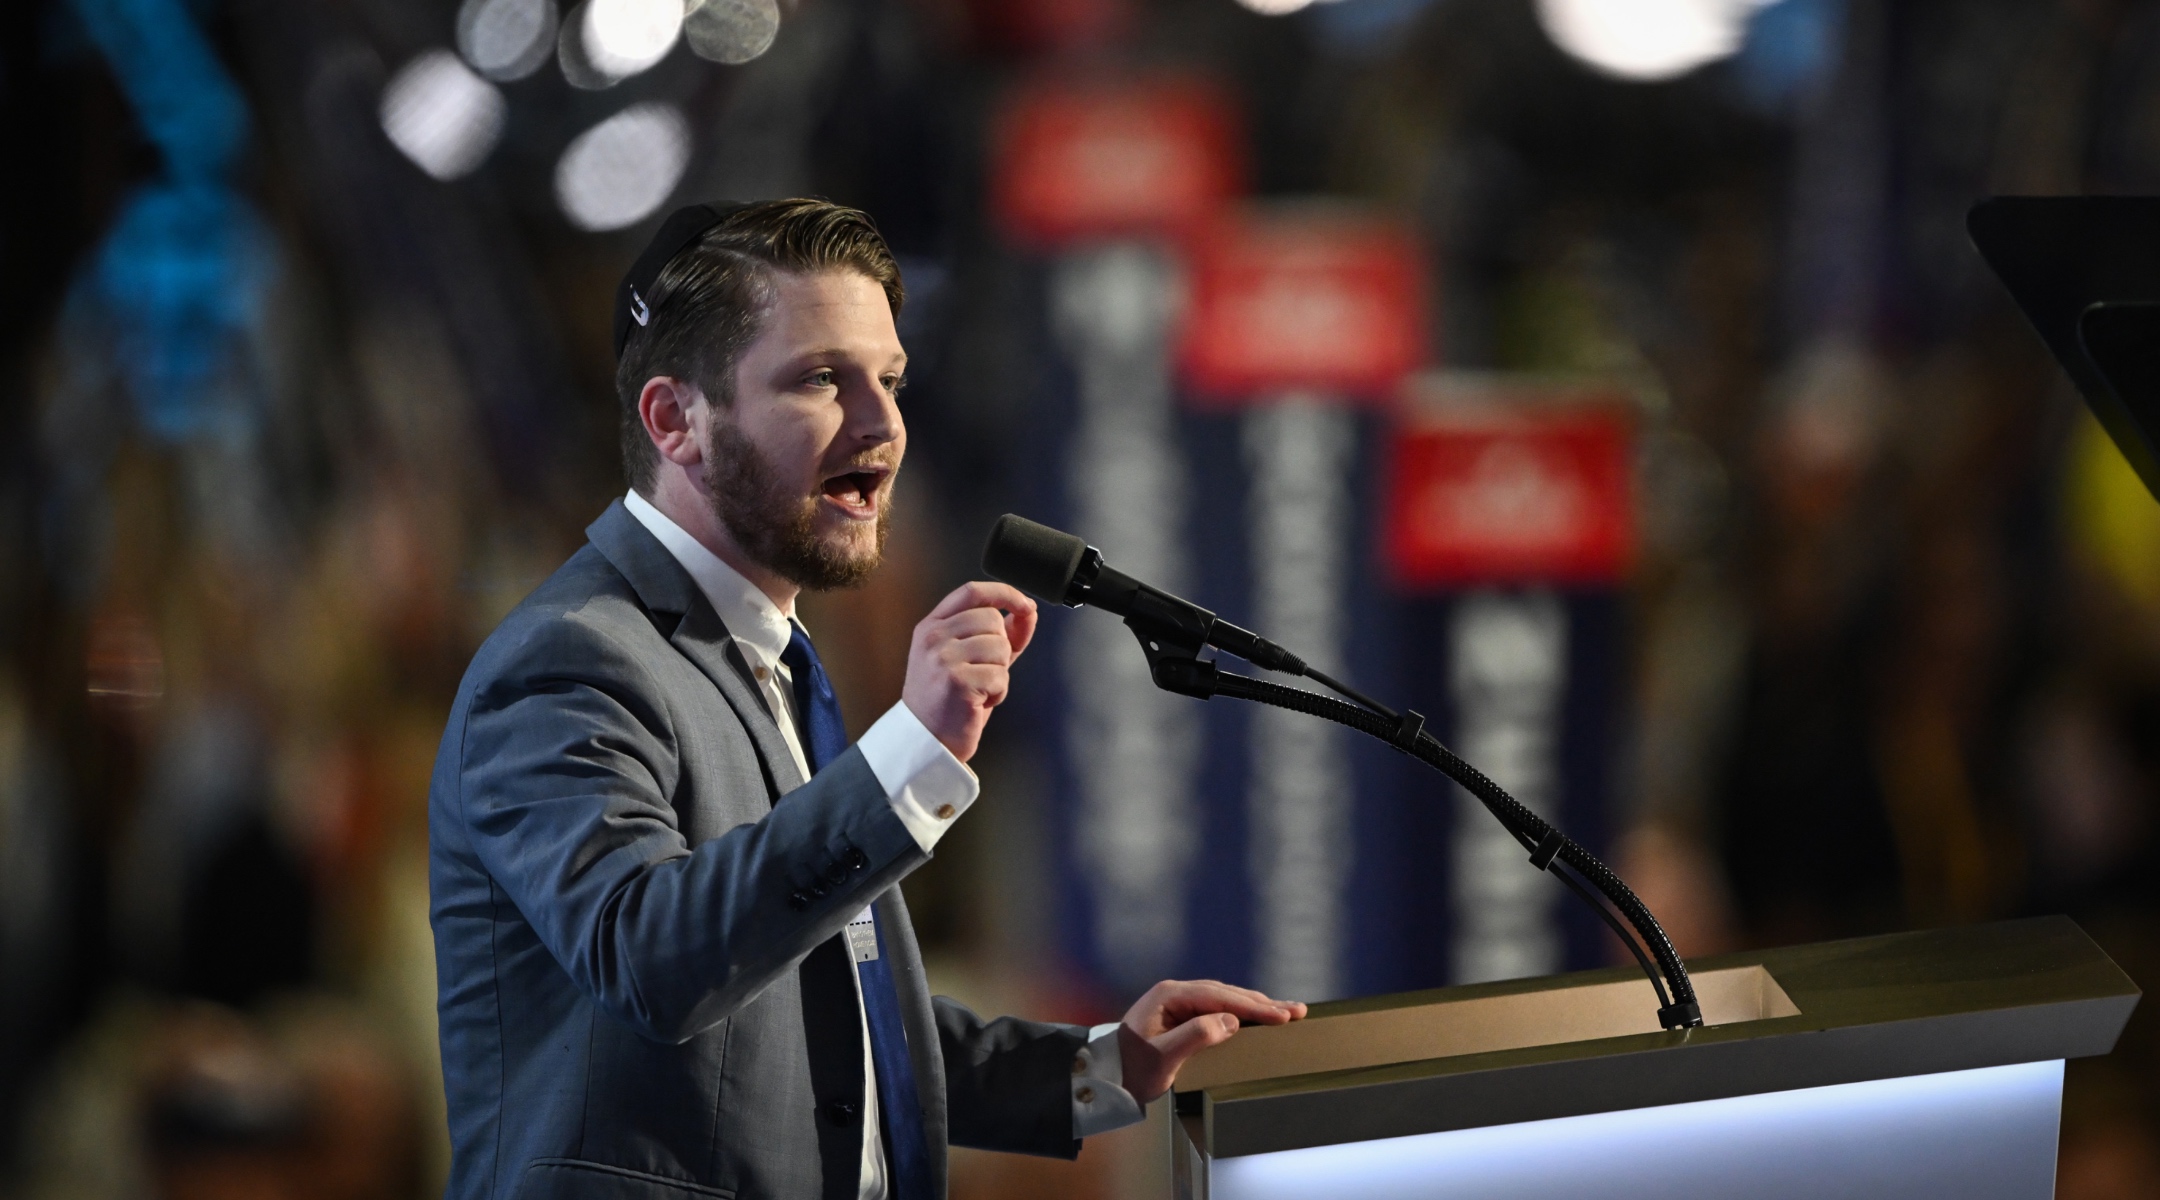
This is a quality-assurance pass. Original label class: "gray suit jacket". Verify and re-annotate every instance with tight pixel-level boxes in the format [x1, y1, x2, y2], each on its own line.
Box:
[429, 501, 1085, 1200]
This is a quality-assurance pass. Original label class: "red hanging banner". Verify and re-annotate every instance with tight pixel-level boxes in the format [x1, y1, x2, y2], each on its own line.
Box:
[990, 74, 1243, 247]
[1177, 207, 1431, 404]
[1382, 376, 1635, 588]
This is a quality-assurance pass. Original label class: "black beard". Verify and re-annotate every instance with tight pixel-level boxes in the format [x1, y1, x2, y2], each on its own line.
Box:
[702, 419, 891, 591]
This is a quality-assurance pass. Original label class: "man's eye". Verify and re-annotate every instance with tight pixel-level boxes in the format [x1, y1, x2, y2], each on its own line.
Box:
[884, 375, 907, 396]
[806, 370, 835, 388]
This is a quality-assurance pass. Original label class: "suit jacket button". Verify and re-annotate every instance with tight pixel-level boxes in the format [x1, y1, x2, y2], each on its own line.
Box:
[824, 1100, 858, 1124]
[824, 861, 848, 885]
[846, 848, 868, 871]
[810, 880, 831, 898]
[788, 891, 811, 910]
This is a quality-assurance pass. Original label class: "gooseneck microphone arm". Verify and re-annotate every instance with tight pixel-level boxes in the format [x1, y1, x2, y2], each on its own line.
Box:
[985, 515, 1704, 1032]
[1150, 657, 1699, 1029]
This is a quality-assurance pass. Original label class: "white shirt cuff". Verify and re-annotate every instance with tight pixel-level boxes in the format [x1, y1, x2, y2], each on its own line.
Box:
[1071, 1022, 1145, 1138]
[855, 702, 978, 852]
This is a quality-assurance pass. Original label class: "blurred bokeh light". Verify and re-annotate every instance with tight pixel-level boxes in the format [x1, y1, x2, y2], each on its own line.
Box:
[553, 102, 690, 230]
[683, 0, 782, 66]
[455, 0, 559, 81]
[580, 0, 683, 81]
[379, 51, 506, 181]
[1535, 0, 1772, 80]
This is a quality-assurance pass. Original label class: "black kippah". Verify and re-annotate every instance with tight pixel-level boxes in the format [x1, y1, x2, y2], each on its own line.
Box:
[613, 201, 751, 360]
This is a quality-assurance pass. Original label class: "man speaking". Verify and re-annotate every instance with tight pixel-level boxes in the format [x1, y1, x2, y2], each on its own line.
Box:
[427, 198, 1304, 1200]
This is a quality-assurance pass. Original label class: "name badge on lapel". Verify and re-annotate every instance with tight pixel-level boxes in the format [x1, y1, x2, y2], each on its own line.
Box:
[845, 908, 879, 963]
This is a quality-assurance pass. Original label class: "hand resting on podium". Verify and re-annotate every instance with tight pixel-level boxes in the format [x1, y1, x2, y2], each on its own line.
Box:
[1117, 980, 1308, 1103]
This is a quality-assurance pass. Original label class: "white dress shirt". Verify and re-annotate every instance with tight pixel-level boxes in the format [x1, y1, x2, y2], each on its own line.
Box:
[623, 492, 1143, 1195]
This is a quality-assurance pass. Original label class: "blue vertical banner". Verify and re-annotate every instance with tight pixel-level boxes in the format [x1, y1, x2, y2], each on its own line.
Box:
[1381, 376, 1638, 985]
[1237, 398, 1360, 1001]
[1385, 589, 1623, 986]
[993, 76, 1636, 1007]
[1172, 400, 1408, 1002]
[1046, 245, 1206, 995]
[1170, 205, 1433, 1003]
[987, 70, 1246, 1001]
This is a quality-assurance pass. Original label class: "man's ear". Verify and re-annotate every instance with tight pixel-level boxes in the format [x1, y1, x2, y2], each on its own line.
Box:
[639, 376, 706, 468]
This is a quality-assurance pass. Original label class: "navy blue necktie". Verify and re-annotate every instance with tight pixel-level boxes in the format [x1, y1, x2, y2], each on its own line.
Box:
[781, 625, 933, 1200]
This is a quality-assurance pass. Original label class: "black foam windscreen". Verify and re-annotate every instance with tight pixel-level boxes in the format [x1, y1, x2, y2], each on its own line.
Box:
[982, 515, 1087, 604]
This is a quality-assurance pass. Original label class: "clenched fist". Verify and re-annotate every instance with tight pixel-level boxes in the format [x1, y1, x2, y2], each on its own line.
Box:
[902, 581, 1037, 762]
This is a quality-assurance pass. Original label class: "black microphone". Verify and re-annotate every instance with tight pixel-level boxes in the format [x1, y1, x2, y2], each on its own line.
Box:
[981, 514, 1306, 674]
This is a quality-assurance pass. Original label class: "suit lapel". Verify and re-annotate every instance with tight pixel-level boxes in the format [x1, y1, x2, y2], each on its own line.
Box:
[590, 500, 873, 1198]
[672, 603, 806, 795]
[585, 499, 805, 799]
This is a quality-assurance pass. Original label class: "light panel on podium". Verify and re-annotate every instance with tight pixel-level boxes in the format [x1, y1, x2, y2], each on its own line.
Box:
[1212, 1060, 2063, 1200]
[1170, 918, 2138, 1200]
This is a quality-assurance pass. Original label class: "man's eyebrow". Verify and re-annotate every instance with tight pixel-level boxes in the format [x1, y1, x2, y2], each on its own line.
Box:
[787, 348, 909, 367]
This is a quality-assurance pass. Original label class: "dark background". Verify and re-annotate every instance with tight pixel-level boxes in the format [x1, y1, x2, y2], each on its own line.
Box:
[4, 0, 2159, 1196]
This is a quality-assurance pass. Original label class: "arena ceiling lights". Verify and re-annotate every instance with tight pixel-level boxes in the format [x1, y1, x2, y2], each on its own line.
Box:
[380, 0, 782, 231]
[1535, 0, 1780, 82]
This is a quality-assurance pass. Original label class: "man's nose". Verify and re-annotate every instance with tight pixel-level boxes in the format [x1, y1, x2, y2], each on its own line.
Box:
[845, 379, 903, 444]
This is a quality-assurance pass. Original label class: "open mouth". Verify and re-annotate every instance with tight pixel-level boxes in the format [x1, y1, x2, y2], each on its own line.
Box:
[819, 467, 889, 519]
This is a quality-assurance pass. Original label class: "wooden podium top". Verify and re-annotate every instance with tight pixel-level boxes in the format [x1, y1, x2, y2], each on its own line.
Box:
[1172, 916, 2139, 1158]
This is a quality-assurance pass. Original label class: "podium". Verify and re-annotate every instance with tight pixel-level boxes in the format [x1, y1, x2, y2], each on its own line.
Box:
[1169, 917, 2138, 1199]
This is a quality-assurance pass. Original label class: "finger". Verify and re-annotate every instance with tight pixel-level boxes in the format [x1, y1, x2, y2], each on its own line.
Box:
[1211, 982, 1282, 1006]
[1159, 979, 1284, 1006]
[943, 631, 1017, 667]
[1149, 1013, 1240, 1067]
[1147, 979, 1301, 1017]
[932, 608, 1012, 644]
[1159, 982, 1303, 1025]
[1154, 980, 1267, 1014]
[950, 664, 1010, 707]
[1189, 980, 1302, 1013]
[1004, 600, 1038, 659]
[927, 581, 1034, 622]
[1126, 981, 1245, 1036]
[1225, 983, 1307, 1019]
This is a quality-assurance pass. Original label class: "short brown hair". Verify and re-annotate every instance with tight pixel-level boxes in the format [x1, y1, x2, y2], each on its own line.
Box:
[614, 199, 904, 493]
